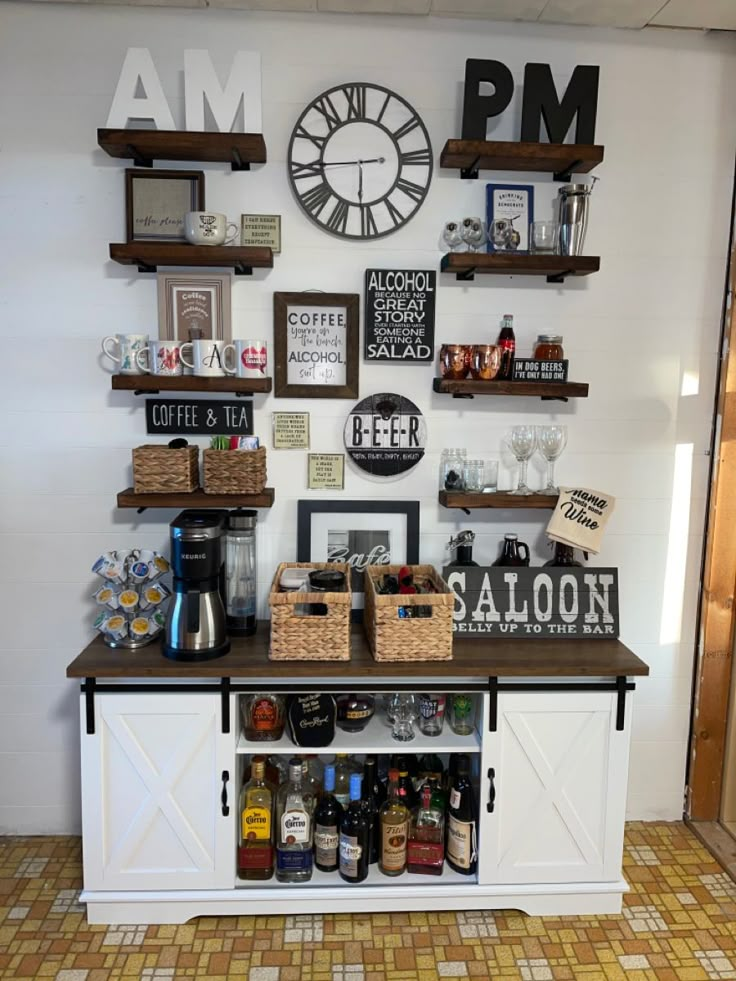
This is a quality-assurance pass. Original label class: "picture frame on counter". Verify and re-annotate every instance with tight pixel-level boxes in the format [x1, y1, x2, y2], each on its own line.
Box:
[126, 168, 205, 243]
[297, 499, 420, 620]
[157, 272, 232, 343]
[486, 182, 534, 254]
[274, 291, 359, 399]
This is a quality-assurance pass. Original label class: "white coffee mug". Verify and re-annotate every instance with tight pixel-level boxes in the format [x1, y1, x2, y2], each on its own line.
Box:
[101, 333, 149, 375]
[184, 211, 238, 247]
[180, 339, 230, 377]
[223, 339, 268, 378]
[136, 340, 183, 377]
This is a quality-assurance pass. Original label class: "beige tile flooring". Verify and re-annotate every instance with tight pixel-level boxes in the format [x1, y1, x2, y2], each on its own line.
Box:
[2, 823, 736, 979]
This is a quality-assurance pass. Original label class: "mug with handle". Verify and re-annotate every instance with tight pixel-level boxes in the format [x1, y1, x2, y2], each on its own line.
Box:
[180, 339, 230, 377]
[222, 339, 268, 379]
[136, 340, 183, 377]
[101, 333, 148, 375]
[184, 212, 238, 247]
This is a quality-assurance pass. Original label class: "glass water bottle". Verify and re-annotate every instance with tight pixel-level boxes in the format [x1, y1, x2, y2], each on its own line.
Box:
[224, 509, 257, 636]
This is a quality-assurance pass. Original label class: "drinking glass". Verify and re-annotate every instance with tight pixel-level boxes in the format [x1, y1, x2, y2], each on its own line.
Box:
[442, 221, 464, 252]
[482, 461, 499, 493]
[391, 694, 418, 742]
[509, 425, 537, 496]
[463, 459, 485, 492]
[419, 693, 446, 737]
[460, 217, 487, 252]
[536, 425, 568, 494]
[449, 694, 476, 735]
[530, 221, 559, 254]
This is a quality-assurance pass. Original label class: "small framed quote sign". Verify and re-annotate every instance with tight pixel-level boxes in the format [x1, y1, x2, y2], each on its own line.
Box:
[240, 214, 281, 254]
[308, 454, 345, 490]
[272, 412, 310, 449]
[364, 269, 436, 363]
[274, 292, 359, 399]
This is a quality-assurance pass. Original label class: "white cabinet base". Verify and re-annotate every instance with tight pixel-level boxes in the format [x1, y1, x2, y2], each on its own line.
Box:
[81, 878, 628, 924]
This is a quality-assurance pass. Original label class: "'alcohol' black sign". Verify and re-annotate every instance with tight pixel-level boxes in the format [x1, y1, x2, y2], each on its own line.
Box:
[364, 269, 436, 363]
[145, 399, 253, 436]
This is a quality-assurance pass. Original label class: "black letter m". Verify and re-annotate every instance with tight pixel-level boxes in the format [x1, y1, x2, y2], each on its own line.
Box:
[521, 64, 599, 144]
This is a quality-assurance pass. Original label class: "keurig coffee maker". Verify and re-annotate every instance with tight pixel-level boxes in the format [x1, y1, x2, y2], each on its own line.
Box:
[164, 510, 230, 661]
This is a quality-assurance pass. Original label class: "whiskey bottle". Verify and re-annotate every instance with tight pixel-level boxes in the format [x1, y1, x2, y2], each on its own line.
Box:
[241, 693, 286, 741]
[407, 784, 444, 875]
[360, 756, 385, 864]
[339, 773, 370, 884]
[379, 768, 409, 877]
[238, 756, 274, 880]
[275, 757, 314, 883]
[446, 754, 478, 876]
[314, 764, 342, 873]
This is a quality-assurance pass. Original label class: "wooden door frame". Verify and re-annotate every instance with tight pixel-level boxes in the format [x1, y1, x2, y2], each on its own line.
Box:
[687, 179, 736, 820]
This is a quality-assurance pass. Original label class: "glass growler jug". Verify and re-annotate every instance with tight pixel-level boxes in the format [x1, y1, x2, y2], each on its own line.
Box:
[492, 533, 530, 567]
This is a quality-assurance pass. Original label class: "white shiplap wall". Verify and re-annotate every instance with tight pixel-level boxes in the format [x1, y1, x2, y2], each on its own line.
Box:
[1, 1, 734, 832]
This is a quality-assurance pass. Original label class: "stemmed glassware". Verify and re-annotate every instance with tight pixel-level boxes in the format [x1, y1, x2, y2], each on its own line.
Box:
[390, 694, 418, 742]
[508, 425, 537, 496]
[461, 217, 487, 252]
[536, 425, 567, 495]
[442, 221, 464, 252]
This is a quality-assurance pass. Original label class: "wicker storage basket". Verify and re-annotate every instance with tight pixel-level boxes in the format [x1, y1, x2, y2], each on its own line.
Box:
[203, 447, 267, 495]
[132, 444, 199, 494]
[269, 562, 352, 661]
[364, 564, 454, 662]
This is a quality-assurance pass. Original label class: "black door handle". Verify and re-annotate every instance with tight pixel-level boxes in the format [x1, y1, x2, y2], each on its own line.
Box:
[487, 767, 496, 813]
[221, 770, 230, 817]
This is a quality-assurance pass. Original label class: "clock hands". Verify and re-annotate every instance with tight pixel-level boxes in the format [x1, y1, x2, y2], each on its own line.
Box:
[358, 162, 363, 204]
[321, 157, 386, 168]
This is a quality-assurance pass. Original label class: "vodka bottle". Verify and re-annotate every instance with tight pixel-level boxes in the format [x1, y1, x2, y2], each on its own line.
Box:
[275, 757, 314, 883]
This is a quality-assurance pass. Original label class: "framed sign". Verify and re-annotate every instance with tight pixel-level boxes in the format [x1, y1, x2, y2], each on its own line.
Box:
[442, 566, 619, 639]
[157, 272, 232, 343]
[486, 183, 534, 253]
[241, 214, 281, 253]
[272, 412, 310, 449]
[364, 269, 435, 362]
[344, 393, 427, 478]
[297, 499, 420, 619]
[126, 168, 204, 243]
[145, 398, 253, 436]
[513, 359, 569, 383]
[308, 454, 345, 490]
[274, 292, 359, 399]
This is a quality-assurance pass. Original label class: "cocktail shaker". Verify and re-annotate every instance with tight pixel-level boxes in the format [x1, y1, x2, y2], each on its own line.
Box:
[557, 182, 595, 256]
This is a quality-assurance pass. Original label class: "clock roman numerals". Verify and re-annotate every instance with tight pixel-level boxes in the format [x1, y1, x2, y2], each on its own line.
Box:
[327, 199, 350, 235]
[395, 177, 425, 203]
[360, 205, 378, 238]
[345, 84, 367, 121]
[294, 124, 326, 151]
[385, 197, 404, 227]
[392, 116, 421, 141]
[290, 160, 324, 181]
[301, 181, 332, 217]
[400, 148, 432, 166]
[313, 93, 342, 132]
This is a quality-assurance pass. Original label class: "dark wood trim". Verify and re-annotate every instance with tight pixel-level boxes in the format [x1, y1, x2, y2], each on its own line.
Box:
[117, 487, 275, 510]
[273, 292, 359, 399]
[440, 139, 604, 177]
[433, 378, 589, 399]
[112, 375, 272, 395]
[685, 820, 736, 882]
[98, 129, 267, 168]
[124, 168, 205, 244]
[440, 491, 558, 510]
[441, 252, 600, 281]
[66, 623, 649, 679]
[110, 242, 273, 274]
[296, 499, 420, 564]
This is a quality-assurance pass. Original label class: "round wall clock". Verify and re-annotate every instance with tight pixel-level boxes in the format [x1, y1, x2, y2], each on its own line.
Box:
[288, 82, 433, 240]
[344, 393, 427, 477]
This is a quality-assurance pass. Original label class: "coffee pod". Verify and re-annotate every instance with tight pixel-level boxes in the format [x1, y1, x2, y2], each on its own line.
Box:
[94, 585, 119, 610]
[140, 583, 169, 610]
[119, 589, 139, 613]
[105, 615, 128, 640]
[93, 611, 107, 631]
[129, 560, 150, 584]
[130, 616, 151, 640]
[151, 610, 166, 631]
[152, 554, 170, 577]
[92, 551, 121, 581]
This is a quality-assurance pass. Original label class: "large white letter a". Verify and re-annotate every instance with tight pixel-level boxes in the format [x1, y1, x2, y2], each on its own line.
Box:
[106, 48, 175, 129]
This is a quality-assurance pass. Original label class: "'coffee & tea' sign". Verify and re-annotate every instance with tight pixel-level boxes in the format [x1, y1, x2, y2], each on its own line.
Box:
[442, 566, 619, 639]
[146, 398, 253, 435]
[364, 269, 436, 363]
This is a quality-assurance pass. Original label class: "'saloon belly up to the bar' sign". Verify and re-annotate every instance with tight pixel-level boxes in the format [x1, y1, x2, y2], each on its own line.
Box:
[442, 566, 619, 638]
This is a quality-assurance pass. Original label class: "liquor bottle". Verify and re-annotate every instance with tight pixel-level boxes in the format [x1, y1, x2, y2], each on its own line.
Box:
[314, 764, 342, 873]
[396, 758, 417, 810]
[545, 542, 584, 567]
[407, 784, 445, 876]
[361, 756, 386, 864]
[379, 768, 410, 877]
[301, 757, 321, 807]
[304, 754, 325, 794]
[241, 693, 286, 741]
[275, 756, 314, 883]
[333, 754, 353, 808]
[497, 313, 515, 380]
[418, 753, 444, 787]
[446, 530, 479, 567]
[336, 693, 376, 732]
[339, 773, 370, 884]
[446, 754, 478, 876]
[237, 756, 274, 880]
[492, 533, 530, 567]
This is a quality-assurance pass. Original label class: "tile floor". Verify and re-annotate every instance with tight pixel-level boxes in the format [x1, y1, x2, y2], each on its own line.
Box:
[1, 823, 736, 980]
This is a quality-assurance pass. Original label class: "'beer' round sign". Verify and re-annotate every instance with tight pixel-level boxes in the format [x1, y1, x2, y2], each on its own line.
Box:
[344, 393, 427, 477]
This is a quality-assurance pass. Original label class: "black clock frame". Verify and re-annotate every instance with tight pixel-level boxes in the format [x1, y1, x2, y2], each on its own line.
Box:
[287, 81, 433, 241]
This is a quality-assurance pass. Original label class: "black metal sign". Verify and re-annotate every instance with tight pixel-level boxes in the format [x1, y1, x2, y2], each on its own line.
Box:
[344, 393, 427, 477]
[513, 359, 569, 383]
[441, 566, 619, 639]
[364, 269, 436, 363]
[145, 398, 253, 436]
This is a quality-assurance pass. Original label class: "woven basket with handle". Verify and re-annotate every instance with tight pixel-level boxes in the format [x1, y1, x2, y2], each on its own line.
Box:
[364, 564, 454, 661]
[132, 445, 199, 494]
[203, 447, 267, 495]
[269, 562, 352, 661]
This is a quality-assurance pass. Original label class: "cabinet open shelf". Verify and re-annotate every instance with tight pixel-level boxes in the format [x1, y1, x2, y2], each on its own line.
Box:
[440, 139, 604, 181]
[234, 865, 477, 890]
[441, 252, 600, 283]
[109, 242, 273, 275]
[112, 375, 272, 395]
[440, 490, 558, 510]
[433, 377, 589, 400]
[117, 487, 275, 511]
[97, 128, 267, 171]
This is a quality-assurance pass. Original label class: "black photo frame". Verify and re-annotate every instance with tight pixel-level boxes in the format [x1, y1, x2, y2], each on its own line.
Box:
[297, 499, 420, 621]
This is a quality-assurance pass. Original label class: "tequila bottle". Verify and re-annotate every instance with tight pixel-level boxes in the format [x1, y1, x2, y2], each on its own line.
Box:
[238, 756, 274, 880]
[275, 757, 314, 883]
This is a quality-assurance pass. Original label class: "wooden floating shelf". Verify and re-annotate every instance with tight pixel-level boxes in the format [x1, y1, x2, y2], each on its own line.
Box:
[112, 375, 272, 395]
[117, 487, 275, 511]
[97, 128, 267, 171]
[109, 242, 273, 275]
[440, 139, 604, 181]
[440, 490, 558, 510]
[433, 377, 589, 400]
[441, 252, 600, 283]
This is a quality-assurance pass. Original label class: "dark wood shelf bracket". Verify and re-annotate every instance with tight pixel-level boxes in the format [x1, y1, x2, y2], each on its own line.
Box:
[231, 147, 248, 171]
[126, 143, 152, 168]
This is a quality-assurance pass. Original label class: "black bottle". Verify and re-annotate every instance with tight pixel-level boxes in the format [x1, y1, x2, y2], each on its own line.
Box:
[446, 530, 479, 567]
[313, 764, 342, 873]
[339, 773, 370, 883]
[492, 533, 530, 567]
[446, 754, 478, 876]
[361, 756, 386, 864]
[396, 757, 417, 810]
[544, 542, 584, 567]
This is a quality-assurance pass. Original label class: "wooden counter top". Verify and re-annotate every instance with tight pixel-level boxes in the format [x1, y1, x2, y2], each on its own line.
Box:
[66, 624, 649, 679]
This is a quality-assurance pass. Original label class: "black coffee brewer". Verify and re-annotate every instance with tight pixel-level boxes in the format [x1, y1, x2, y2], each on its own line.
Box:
[163, 510, 230, 661]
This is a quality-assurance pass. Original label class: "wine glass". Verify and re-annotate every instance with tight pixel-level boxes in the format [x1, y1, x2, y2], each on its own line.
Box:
[391, 694, 418, 742]
[508, 425, 537, 496]
[461, 217, 487, 252]
[442, 221, 464, 252]
[537, 425, 567, 495]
